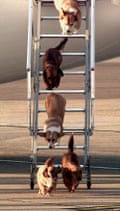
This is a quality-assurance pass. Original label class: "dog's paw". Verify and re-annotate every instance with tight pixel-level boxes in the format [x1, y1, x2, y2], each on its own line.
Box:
[54, 140, 60, 147]
[38, 190, 46, 196]
[45, 192, 51, 197]
[73, 29, 78, 34]
[46, 86, 52, 90]
[61, 31, 68, 35]
[54, 142, 59, 147]
[38, 190, 41, 194]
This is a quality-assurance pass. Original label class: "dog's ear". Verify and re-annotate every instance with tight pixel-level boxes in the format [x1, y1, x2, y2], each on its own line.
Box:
[58, 131, 64, 137]
[45, 157, 54, 167]
[38, 132, 47, 137]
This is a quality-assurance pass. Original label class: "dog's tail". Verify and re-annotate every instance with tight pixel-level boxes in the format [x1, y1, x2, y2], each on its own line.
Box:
[55, 38, 68, 51]
[68, 134, 74, 153]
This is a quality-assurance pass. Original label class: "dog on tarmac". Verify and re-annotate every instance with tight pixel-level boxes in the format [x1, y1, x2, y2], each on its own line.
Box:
[37, 157, 61, 196]
[42, 38, 68, 90]
[54, 0, 81, 34]
[61, 134, 82, 192]
[39, 93, 66, 148]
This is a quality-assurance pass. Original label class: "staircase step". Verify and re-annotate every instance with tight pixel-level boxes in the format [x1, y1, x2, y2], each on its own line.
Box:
[40, 34, 86, 39]
[39, 70, 86, 76]
[40, 52, 86, 57]
[37, 145, 85, 150]
[39, 89, 85, 94]
[40, 0, 87, 4]
[38, 108, 85, 113]
[38, 127, 85, 132]
[41, 16, 86, 21]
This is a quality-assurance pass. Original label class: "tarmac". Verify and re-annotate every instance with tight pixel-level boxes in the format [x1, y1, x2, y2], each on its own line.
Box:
[0, 60, 120, 210]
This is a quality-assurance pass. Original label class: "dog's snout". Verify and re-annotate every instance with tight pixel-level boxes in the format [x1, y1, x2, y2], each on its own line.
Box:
[49, 144, 53, 149]
[67, 29, 70, 33]
[47, 132, 59, 149]
[48, 141, 53, 149]
[48, 140, 56, 149]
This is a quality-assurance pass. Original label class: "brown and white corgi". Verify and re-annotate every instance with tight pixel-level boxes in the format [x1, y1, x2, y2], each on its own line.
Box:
[39, 93, 66, 148]
[37, 157, 61, 196]
[54, 0, 81, 34]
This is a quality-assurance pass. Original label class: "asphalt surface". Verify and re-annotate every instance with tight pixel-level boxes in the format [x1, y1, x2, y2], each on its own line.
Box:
[0, 61, 120, 210]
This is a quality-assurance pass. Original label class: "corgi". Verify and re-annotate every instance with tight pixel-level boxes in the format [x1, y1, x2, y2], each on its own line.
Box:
[39, 93, 66, 148]
[43, 38, 68, 90]
[62, 134, 82, 192]
[37, 157, 61, 196]
[54, 0, 81, 34]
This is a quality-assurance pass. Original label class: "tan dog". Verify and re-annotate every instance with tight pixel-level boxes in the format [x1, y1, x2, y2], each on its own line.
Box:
[54, 0, 81, 34]
[43, 38, 68, 90]
[62, 134, 82, 192]
[37, 157, 61, 196]
[39, 93, 66, 148]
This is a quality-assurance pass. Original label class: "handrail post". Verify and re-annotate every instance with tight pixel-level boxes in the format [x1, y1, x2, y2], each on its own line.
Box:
[90, 0, 95, 131]
[26, 0, 33, 131]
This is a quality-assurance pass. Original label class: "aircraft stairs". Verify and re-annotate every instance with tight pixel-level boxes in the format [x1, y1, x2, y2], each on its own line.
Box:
[26, 0, 95, 190]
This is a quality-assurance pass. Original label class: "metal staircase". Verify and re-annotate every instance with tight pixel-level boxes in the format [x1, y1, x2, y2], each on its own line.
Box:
[26, 0, 95, 190]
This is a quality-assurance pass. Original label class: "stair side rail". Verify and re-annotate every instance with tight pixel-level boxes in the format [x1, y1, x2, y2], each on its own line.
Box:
[90, 0, 95, 132]
[26, 0, 33, 131]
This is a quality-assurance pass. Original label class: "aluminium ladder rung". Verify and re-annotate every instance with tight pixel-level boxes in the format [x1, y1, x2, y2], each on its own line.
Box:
[37, 130, 89, 136]
[37, 128, 92, 136]
[40, 34, 86, 39]
[34, 34, 87, 43]
[39, 70, 85, 76]
[40, 0, 87, 4]
[39, 89, 85, 94]
[36, 145, 85, 150]
[37, 108, 85, 113]
[40, 52, 86, 57]
[63, 70, 85, 75]
[41, 16, 86, 21]
[38, 127, 85, 132]
[64, 129, 93, 136]
[36, 164, 84, 169]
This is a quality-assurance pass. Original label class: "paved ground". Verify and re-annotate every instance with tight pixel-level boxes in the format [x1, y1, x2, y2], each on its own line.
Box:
[0, 61, 120, 210]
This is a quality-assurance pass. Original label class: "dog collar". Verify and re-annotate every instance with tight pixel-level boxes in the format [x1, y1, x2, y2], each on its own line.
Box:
[44, 125, 61, 133]
[69, 8, 77, 13]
